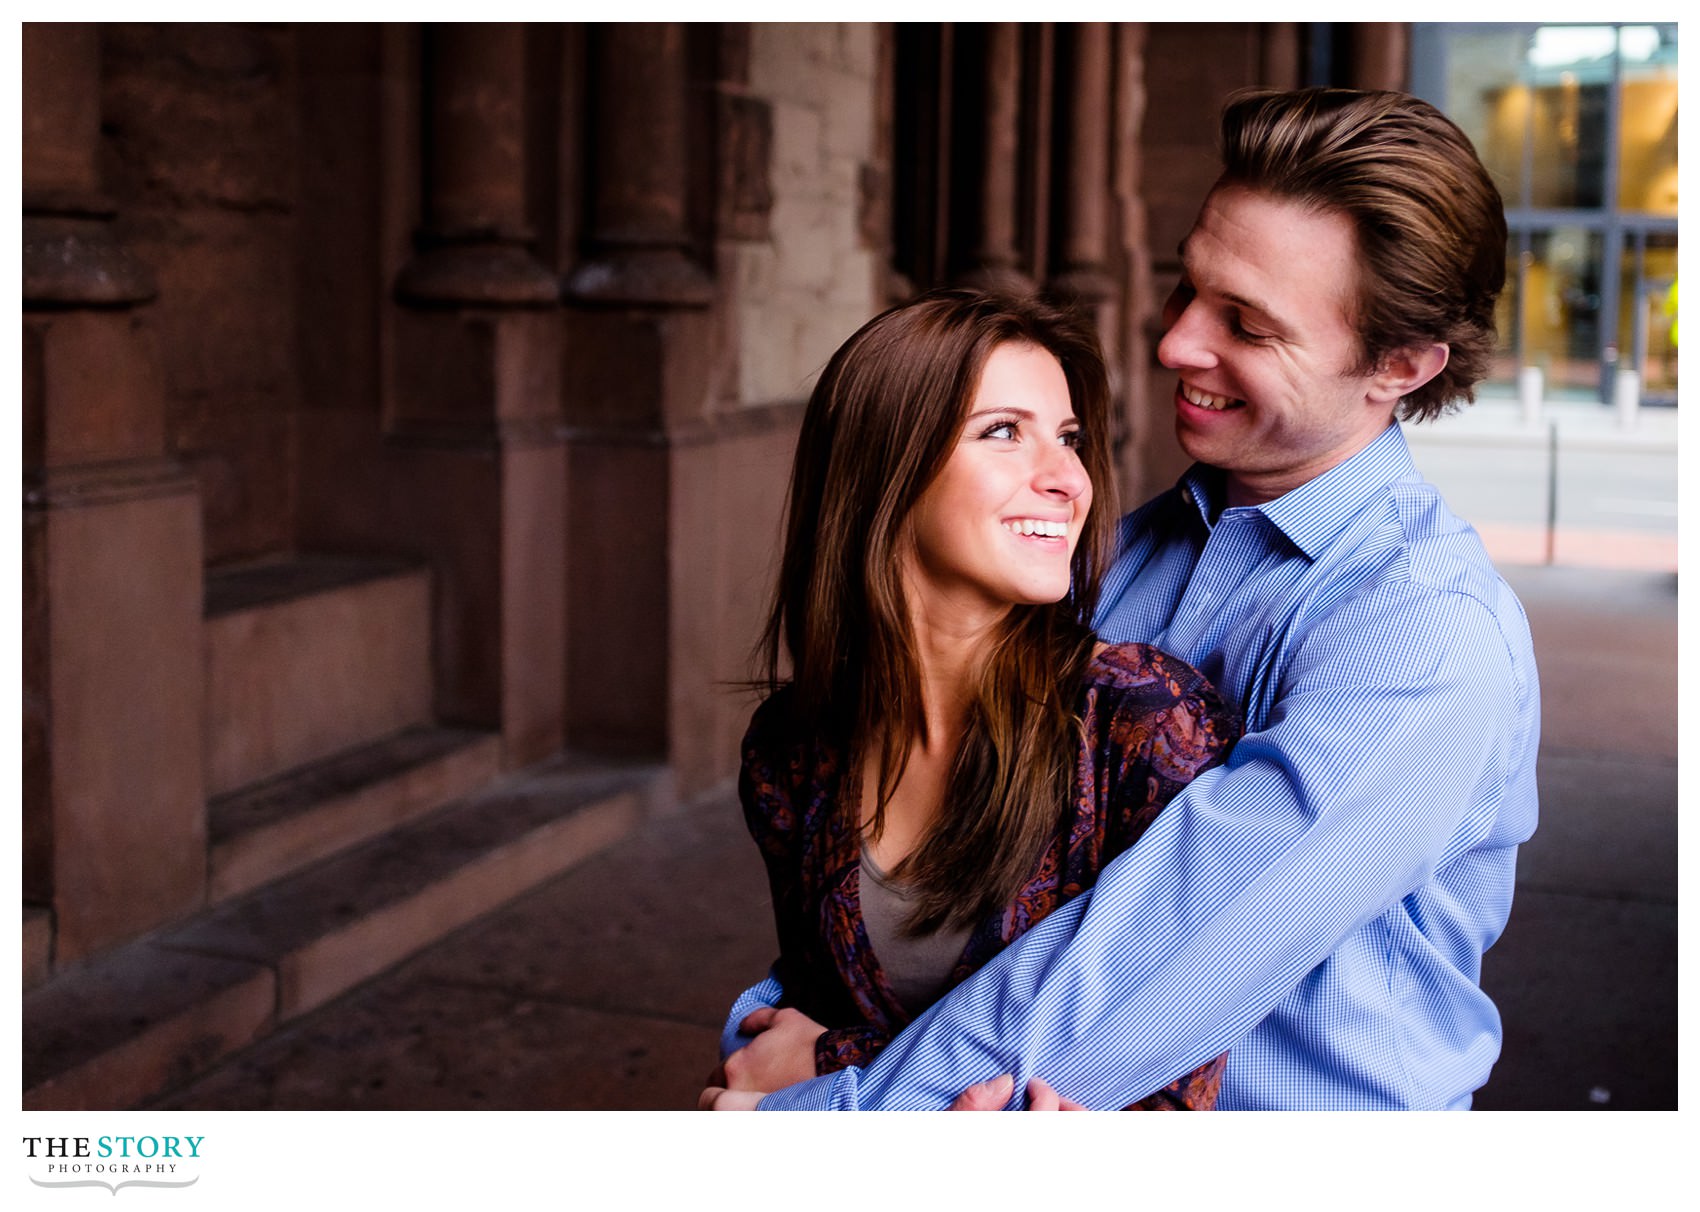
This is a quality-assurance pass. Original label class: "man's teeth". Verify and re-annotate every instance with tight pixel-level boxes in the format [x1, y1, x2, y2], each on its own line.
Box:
[1004, 519, 1068, 537]
[1183, 385, 1241, 411]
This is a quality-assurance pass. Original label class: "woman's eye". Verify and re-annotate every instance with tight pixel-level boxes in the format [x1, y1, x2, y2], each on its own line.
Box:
[1060, 429, 1083, 449]
[979, 420, 1018, 440]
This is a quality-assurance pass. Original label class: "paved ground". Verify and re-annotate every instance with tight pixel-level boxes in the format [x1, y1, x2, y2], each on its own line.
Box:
[154, 404, 1680, 1112]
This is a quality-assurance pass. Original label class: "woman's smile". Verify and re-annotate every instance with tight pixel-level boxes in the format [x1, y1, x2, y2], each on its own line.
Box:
[903, 341, 1091, 621]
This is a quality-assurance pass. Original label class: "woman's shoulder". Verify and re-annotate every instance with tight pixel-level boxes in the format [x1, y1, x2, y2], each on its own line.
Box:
[1088, 640, 1208, 694]
[1085, 642, 1240, 735]
[1083, 642, 1241, 782]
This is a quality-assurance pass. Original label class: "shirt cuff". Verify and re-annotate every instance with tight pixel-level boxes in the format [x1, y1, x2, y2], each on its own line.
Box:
[719, 972, 784, 1061]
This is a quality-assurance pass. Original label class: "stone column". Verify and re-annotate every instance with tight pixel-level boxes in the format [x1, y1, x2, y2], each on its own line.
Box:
[1348, 24, 1410, 92]
[386, 23, 567, 766]
[565, 22, 713, 306]
[1260, 24, 1304, 91]
[964, 24, 1031, 293]
[22, 24, 153, 306]
[561, 23, 715, 770]
[23, 24, 206, 965]
[1048, 23, 1115, 306]
[395, 23, 556, 304]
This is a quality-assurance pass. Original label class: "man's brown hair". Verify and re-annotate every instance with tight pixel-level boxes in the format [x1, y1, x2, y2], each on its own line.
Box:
[1220, 87, 1508, 421]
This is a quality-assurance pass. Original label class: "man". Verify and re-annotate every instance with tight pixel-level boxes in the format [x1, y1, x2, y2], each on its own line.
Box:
[710, 87, 1539, 1110]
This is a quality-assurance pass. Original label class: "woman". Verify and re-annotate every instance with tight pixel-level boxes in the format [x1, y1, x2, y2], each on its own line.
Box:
[710, 288, 1237, 1109]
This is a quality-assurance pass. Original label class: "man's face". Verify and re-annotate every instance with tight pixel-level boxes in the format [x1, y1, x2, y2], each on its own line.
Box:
[1158, 183, 1398, 507]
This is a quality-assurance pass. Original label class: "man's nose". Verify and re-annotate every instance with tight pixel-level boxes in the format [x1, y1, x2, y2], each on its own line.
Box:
[1156, 298, 1217, 371]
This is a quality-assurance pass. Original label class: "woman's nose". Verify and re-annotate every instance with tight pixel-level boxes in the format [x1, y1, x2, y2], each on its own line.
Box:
[1037, 442, 1090, 500]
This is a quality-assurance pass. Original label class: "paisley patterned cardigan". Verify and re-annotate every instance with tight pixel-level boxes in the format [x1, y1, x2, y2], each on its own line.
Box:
[738, 641, 1241, 1110]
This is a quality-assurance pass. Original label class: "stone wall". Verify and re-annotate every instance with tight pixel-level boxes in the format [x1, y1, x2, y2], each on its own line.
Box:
[102, 24, 303, 567]
[735, 23, 882, 406]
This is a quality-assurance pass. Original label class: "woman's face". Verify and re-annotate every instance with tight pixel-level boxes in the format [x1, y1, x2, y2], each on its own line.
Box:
[902, 341, 1092, 628]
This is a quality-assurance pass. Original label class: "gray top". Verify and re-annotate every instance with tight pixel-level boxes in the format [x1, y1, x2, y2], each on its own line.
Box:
[858, 845, 974, 1018]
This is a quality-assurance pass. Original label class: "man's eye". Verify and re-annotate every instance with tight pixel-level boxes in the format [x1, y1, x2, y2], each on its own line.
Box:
[1230, 315, 1274, 344]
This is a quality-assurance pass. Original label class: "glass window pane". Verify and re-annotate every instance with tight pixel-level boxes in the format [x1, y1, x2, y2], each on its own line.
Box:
[1435, 29, 1531, 206]
[1526, 27, 1614, 210]
[1628, 233, 1678, 401]
[1490, 245, 1521, 388]
[1523, 227, 1604, 398]
[1617, 25, 1678, 214]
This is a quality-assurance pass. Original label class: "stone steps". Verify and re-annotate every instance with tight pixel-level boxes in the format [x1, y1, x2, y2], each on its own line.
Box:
[23, 752, 664, 1110]
[208, 725, 502, 901]
[203, 555, 434, 798]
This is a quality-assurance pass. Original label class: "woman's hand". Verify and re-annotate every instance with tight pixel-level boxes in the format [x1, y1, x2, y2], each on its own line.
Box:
[721, 1006, 827, 1093]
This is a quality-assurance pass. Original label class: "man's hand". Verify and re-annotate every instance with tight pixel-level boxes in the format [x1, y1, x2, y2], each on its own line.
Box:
[720, 1006, 826, 1092]
[950, 1074, 1086, 1110]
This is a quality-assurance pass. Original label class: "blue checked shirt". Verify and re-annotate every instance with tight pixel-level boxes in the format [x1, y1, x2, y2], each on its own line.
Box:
[730, 423, 1540, 1110]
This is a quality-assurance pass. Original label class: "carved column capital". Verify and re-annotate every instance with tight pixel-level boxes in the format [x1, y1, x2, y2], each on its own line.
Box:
[396, 23, 556, 308]
[22, 24, 156, 308]
[564, 22, 712, 309]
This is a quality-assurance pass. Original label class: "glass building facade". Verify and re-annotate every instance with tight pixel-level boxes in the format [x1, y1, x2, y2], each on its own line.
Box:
[1411, 24, 1678, 405]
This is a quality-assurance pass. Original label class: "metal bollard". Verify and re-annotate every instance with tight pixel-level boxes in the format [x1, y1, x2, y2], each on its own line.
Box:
[1519, 366, 1544, 427]
[1614, 368, 1641, 430]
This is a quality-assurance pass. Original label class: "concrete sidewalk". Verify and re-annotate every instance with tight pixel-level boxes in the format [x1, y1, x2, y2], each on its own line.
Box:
[152, 562, 1678, 1111]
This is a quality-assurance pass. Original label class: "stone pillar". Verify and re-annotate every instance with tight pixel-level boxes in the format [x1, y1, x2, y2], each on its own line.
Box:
[1260, 24, 1304, 90]
[565, 22, 713, 306]
[963, 24, 1031, 293]
[1110, 23, 1155, 506]
[23, 24, 206, 965]
[22, 24, 154, 306]
[1348, 24, 1411, 92]
[395, 23, 556, 305]
[388, 23, 566, 767]
[561, 23, 716, 772]
[1048, 23, 1115, 307]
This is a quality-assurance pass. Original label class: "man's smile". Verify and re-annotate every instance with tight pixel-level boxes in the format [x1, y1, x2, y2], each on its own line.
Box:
[1180, 383, 1245, 411]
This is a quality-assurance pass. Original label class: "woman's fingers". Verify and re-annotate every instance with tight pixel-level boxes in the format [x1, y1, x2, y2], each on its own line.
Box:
[697, 1086, 764, 1111]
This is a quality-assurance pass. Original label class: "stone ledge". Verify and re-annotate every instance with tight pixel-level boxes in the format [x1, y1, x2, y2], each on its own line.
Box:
[168, 754, 663, 1021]
[208, 726, 504, 902]
[21, 753, 664, 1109]
[203, 558, 434, 796]
[23, 945, 275, 1110]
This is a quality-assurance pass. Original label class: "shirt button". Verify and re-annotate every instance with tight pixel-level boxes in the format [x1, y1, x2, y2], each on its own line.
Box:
[1181, 487, 1194, 505]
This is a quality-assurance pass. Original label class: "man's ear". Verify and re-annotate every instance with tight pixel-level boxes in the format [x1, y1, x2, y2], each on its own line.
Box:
[1367, 343, 1449, 406]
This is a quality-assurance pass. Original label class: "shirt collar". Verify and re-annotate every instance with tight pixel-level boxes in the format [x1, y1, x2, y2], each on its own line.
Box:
[1177, 422, 1415, 560]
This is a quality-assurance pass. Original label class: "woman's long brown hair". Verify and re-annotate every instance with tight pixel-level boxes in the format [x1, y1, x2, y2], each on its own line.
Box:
[758, 288, 1118, 933]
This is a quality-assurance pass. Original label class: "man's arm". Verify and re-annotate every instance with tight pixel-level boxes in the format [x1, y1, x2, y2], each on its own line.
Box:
[759, 585, 1534, 1109]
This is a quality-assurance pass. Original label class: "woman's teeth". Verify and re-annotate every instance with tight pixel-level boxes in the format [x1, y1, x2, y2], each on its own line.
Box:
[1003, 519, 1068, 537]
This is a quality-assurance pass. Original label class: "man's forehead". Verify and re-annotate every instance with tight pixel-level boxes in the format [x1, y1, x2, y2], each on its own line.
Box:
[1178, 184, 1360, 321]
